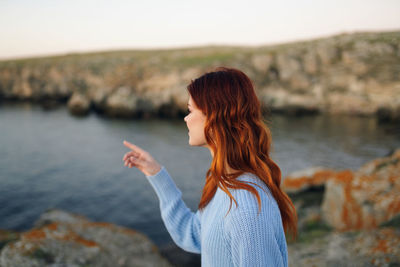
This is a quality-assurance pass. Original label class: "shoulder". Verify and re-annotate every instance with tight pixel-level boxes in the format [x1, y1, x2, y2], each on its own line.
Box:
[231, 172, 279, 211]
[219, 173, 281, 223]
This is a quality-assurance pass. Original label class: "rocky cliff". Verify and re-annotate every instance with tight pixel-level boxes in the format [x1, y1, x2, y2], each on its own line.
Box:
[0, 31, 399, 120]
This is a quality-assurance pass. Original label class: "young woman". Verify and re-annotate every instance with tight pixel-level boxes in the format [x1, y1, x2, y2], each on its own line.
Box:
[122, 67, 297, 267]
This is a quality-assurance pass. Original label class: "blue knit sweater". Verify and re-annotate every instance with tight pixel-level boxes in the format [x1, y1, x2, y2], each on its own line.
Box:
[146, 166, 288, 267]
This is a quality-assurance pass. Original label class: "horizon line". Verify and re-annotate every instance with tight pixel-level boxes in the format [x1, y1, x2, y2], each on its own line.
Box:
[1, 28, 399, 62]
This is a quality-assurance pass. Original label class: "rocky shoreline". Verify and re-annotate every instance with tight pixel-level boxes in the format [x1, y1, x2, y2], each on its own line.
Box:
[284, 148, 400, 266]
[1, 149, 399, 266]
[0, 31, 399, 122]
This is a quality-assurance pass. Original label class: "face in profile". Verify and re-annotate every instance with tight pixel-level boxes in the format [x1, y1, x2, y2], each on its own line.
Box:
[184, 96, 208, 147]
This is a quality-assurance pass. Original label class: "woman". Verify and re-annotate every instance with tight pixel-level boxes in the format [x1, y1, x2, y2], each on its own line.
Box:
[122, 67, 297, 267]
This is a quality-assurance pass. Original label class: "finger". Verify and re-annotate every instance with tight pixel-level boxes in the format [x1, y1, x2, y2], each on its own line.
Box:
[123, 140, 146, 153]
[128, 160, 139, 168]
[129, 155, 144, 166]
[125, 150, 140, 160]
[123, 152, 132, 161]
[125, 159, 137, 168]
[123, 151, 139, 161]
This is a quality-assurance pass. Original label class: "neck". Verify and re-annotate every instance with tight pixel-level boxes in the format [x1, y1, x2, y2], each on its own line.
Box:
[205, 145, 239, 175]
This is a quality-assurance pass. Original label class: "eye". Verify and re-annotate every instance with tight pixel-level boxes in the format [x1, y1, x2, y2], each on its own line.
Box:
[187, 108, 191, 114]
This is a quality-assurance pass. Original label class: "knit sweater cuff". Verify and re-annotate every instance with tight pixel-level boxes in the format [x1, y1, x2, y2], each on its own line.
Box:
[146, 166, 181, 202]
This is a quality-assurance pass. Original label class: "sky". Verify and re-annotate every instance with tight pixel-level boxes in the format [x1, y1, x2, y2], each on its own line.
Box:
[0, 0, 399, 60]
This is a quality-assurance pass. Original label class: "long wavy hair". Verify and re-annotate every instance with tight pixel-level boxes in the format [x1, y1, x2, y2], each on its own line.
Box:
[187, 67, 297, 239]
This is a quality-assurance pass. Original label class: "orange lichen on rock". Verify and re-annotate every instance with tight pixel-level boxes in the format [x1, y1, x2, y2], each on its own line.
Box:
[73, 236, 98, 247]
[387, 195, 400, 217]
[56, 230, 99, 248]
[371, 240, 390, 254]
[282, 177, 309, 189]
[322, 149, 400, 231]
[341, 171, 364, 230]
[22, 229, 46, 240]
[282, 169, 337, 193]
[44, 222, 59, 231]
[21, 222, 100, 248]
[332, 170, 354, 184]
[369, 228, 400, 256]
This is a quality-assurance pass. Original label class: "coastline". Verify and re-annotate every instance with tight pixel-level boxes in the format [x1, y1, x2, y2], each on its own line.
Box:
[1, 31, 399, 122]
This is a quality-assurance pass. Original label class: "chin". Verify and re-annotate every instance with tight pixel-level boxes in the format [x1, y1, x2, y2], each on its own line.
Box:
[188, 140, 198, 146]
[188, 139, 201, 147]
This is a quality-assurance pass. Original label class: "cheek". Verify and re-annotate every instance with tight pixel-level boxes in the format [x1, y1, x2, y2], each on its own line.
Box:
[189, 118, 197, 130]
[188, 115, 202, 131]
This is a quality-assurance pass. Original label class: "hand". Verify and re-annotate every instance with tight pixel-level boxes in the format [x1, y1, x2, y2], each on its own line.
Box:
[122, 140, 162, 177]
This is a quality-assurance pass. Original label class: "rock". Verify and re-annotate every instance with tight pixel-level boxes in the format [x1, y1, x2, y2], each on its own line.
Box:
[276, 54, 301, 81]
[90, 87, 109, 113]
[321, 148, 400, 231]
[288, 227, 400, 267]
[303, 49, 318, 74]
[315, 42, 340, 66]
[282, 167, 336, 194]
[67, 92, 91, 116]
[296, 206, 329, 236]
[251, 54, 273, 72]
[0, 209, 172, 267]
[288, 73, 310, 91]
[0, 230, 19, 251]
[259, 88, 320, 116]
[104, 86, 138, 117]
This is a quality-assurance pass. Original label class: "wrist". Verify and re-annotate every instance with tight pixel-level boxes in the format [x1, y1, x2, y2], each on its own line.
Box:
[146, 164, 162, 177]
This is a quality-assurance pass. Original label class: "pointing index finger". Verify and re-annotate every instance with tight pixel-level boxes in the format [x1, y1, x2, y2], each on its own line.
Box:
[123, 140, 145, 153]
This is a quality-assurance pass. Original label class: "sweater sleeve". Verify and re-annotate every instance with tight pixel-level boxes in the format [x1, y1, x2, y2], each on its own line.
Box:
[224, 191, 287, 267]
[146, 166, 201, 254]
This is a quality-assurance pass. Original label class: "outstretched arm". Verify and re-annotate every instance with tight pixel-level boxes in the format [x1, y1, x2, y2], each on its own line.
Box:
[146, 166, 201, 253]
[123, 140, 201, 253]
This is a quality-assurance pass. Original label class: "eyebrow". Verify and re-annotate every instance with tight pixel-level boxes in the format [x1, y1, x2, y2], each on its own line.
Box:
[188, 103, 191, 107]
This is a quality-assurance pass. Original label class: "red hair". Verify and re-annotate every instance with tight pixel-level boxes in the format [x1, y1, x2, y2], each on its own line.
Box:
[187, 67, 297, 239]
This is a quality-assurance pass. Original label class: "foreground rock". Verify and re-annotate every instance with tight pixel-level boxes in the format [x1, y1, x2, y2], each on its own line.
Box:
[288, 227, 400, 267]
[284, 148, 400, 266]
[282, 167, 336, 193]
[283, 148, 400, 231]
[0, 31, 399, 120]
[0, 209, 172, 267]
[322, 148, 400, 231]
